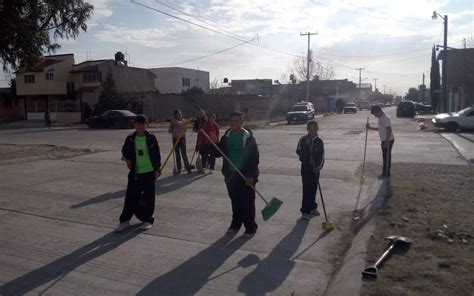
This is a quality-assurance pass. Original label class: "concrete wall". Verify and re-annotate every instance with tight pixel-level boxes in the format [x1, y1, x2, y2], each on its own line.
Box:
[149, 67, 210, 94]
[128, 93, 294, 122]
[16, 55, 74, 96]
[0, 99, 25, 122]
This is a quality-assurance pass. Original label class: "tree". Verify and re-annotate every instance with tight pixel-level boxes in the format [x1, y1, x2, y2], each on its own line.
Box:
[182, 87, 205, 104]
[430, 45, 441, 112]
[404, 87, 420, 101]
[96, 73, 126, 113]
[291, 50, 335, 82]
[0, 0, 93, 71]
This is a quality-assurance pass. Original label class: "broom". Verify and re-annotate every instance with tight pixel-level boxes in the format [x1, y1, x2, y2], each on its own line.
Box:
[318, 181, 334, 231]
[361, 117, 369, 183]
[160, 120, 190, 173]
[200, 129, 283, 221]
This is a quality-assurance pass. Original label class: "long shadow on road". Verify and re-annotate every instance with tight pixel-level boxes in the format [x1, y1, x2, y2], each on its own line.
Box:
[0, 226, 142, 296]
[238, 219, 314, 296]
[137, 233, 249, 296]
[70, 173, 208, 209]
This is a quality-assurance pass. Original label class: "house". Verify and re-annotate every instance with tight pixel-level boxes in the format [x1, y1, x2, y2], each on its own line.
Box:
[15, 52, 156, 123]
[149, 67, 209, 94]
[231, 79, 273, 96]
[445, 48, 474, 110]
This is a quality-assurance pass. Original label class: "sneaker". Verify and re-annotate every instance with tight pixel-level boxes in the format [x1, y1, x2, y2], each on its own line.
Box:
[186, 167, 192, 174]
[141, 222, 152, 230]
[243, 230, 257, 238]
[114, 221, 130, 233]
[301, 213, 311, 220]
[310, 209, 321, 216]
[209, 169, 214, 174]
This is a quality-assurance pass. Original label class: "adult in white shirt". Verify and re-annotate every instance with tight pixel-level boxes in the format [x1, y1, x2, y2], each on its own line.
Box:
[366, 105, 395, 177]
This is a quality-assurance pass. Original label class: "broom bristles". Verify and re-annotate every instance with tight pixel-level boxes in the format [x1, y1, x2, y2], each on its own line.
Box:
[261, 197, 283, 221]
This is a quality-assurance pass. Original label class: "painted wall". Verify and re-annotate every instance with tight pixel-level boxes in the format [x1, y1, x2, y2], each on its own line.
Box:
[149, 67, 210, 94]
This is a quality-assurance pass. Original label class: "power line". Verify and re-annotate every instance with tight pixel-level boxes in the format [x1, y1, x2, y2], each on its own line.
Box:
[146, 37, 256, 67]
[342, 1, 432, 23]
[309, 0, 432, 24]
[314, 47, 430, 58]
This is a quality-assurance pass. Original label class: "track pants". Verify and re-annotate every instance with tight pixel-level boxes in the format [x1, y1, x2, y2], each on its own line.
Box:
[173, 138, 190, 171]
[200, 144, 216, 170]
[381, 140, 395, 176]
[225, 173, 258, 232]
[119, 171, 155, 224]
[301, 166, 319, 214]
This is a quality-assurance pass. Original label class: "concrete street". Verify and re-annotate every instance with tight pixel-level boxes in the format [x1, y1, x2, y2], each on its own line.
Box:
[0, 107, 470, 295]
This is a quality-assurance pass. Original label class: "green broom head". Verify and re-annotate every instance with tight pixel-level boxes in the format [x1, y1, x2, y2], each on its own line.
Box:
[261, 197, 283, 221]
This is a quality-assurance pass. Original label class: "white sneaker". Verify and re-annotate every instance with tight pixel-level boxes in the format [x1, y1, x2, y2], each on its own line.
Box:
[114, 221, 130, 233]
[141, 222, 152, 230]
[311, 209, 321, 216]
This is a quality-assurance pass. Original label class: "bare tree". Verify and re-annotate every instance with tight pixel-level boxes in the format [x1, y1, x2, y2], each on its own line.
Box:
[210, 78, 222, 89]
[291, 50, 335, 82]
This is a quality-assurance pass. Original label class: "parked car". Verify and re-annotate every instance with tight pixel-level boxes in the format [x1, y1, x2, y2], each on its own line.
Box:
[343, 103, 357, 114]
[87, 110, 137, 128]
[295, 101, 315, 113]
[414, 103, 434, 115]
[432, 106, 474, 131]
[287, 104, 315, 124]
[359, 101, 370, 110]
[396, 101, 416, 118]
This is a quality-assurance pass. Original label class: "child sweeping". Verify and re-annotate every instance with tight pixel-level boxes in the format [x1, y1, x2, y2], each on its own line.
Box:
[200, 113, 220, 173]
[296, 120, 325, 220]
[115, 115, 161, 232]
[168, 110, 192, 174]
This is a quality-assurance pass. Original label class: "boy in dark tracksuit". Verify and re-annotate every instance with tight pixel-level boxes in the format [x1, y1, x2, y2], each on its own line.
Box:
[115, 115, 162, 232]
[211, 111, 259, 237]
[296, 120, 325, 220]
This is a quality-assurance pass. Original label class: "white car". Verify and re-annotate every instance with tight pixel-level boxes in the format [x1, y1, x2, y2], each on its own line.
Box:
[432, 106, 474, 131]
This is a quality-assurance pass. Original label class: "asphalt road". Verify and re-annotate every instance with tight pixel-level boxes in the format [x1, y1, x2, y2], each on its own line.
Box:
[0, 107, 469, 295]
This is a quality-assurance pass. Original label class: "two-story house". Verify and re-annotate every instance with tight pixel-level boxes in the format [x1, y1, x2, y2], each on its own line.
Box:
[16, 52, 157, 123]
[149, 67, 209, 94]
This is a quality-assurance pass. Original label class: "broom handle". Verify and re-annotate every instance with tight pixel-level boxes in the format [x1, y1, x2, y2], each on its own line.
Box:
[361, 117, 369, 180]
[200, 128, 269, 205]
[160, 120, 190, 171]
[318, 181, 329, 222]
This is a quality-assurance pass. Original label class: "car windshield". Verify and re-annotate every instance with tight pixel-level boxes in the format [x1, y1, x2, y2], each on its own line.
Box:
[457, 107, 472, 116]
[290, 106, 308, 111]
[345, 104, 356, 107]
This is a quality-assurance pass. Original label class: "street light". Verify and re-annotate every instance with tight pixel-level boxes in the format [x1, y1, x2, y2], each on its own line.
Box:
[431, 10, 449, 112]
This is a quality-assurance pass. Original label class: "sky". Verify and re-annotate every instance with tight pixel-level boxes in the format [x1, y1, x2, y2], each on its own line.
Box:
[1, 0, 473, 95]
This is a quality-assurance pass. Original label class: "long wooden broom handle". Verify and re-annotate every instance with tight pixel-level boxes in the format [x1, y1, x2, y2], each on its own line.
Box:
[200, 128, 269, 205]
[160, 120, 190, 171]
[361, 117, 369, 180]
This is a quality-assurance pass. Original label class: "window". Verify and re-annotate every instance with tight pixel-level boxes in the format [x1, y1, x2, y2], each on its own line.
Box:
[24, 74, 35, 84]
[182, 77, 190, 87]
[83, 71, 101, 82]
[45, 70, 54, 80]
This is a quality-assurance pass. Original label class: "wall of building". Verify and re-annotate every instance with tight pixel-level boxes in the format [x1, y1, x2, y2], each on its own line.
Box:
[100, 62, 156, 94]
[16, 56, 74, 96]
[0, 98, 25, 122]
[150, 68, 210, 94]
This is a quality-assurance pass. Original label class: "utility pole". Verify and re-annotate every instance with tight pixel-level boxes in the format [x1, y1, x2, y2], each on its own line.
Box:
[300, 32, 318, 101]
[373, 78, 378, 92]
[383, 85, 386, 95]
[421, 73, 426, 103]
[356, 68, 365, 88]
[443, 14, 448, 112]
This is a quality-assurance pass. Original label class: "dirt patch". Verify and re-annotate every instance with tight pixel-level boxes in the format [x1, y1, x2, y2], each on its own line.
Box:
[0, 144, 98, 162]
[361, 163, 474, 295]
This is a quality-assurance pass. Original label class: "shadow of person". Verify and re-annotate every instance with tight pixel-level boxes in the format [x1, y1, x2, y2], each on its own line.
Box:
[70, 173, 208, 210]
[0, 226, 142, 295]
[156, 172, 209, 195]
[238, 219, 310, 296]
[70, 190, 126, 209]
[136, 233, 250, 296]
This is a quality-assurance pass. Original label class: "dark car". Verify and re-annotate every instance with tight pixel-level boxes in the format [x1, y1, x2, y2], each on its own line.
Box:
[87, 110, 137, 128]
[287, 105, 314, 124]
[414, 103, 434, 115]
[396, 101, 416, 118]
